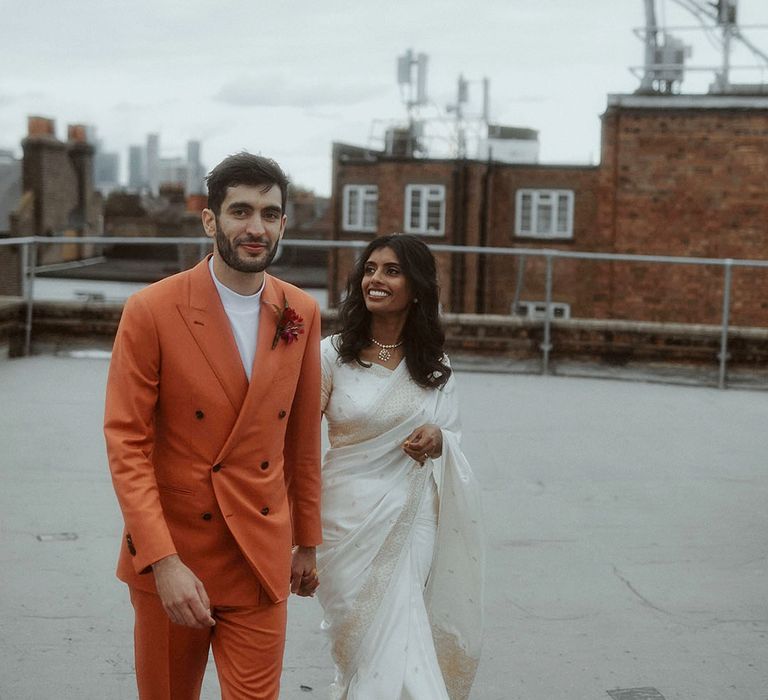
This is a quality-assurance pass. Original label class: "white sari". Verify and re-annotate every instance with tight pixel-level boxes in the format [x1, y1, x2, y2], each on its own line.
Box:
[317, 336, 484, 700]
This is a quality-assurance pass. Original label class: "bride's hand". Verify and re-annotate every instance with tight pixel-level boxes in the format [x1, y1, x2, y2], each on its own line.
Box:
[402, 424, 442, 465]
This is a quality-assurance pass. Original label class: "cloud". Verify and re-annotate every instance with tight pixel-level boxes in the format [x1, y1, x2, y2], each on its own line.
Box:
[213, 78, 385, 108]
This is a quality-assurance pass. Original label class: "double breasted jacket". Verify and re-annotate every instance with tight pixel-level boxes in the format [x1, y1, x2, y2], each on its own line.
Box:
[104, 257, 322, 604]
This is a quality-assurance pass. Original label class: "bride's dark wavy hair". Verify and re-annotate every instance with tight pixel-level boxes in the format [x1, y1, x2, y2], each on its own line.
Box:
[335, 233, 451, 390]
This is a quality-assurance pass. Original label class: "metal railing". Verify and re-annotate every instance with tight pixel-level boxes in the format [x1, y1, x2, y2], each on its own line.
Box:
[2, 235, 768, 389]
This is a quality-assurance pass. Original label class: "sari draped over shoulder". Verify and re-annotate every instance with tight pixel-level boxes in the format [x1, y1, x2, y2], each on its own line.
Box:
[317, 336, 484, 699]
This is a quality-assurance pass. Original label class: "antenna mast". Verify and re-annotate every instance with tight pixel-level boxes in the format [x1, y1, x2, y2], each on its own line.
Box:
[637, 0, 768, 94]
[395, 49, 428, 156]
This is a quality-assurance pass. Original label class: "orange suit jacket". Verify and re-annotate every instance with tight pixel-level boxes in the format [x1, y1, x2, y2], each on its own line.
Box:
[104, 257, 322, 604]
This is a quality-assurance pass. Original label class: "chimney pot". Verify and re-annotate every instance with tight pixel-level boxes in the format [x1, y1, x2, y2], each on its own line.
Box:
[67, 124, 88, 144]
[27, 116, 56, 138]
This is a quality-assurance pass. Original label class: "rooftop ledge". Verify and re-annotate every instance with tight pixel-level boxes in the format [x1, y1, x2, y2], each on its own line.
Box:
[607, 93, 768, 110]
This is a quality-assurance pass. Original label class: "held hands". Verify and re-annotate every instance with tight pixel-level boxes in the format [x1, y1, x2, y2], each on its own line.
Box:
[152, 554, 216, 628]
[402, 423, 443, 466]
[291, 546, 319, 597]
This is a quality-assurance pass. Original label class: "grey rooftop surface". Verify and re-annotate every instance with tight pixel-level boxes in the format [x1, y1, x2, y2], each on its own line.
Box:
[1, 355, 767, 700]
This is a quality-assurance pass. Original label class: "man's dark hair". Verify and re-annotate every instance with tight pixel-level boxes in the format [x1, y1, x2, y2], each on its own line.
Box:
[205, 152, 290, 215]
[335, 233, 451, 390]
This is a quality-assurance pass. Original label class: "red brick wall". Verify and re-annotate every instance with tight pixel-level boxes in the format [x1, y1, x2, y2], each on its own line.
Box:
[599, 103, 768, 326]
[330, 158, 462, 310]
[331, 156, 602, 316]
[482, 165, 600, 316]
[330, 98, 768, 328]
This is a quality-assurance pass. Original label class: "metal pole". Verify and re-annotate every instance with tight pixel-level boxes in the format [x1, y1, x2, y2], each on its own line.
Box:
[717, 259, 733, 390]
[24, 240, 37, 357]
[640, 0, 659, 92]
[541, 254, 554, 374]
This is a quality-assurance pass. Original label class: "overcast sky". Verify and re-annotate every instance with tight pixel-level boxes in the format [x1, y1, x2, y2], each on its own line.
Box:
[2, 0, 768, 195]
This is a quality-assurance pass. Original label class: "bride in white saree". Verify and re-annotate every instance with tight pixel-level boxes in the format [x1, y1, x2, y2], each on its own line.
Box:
[316, 234, 484, 699]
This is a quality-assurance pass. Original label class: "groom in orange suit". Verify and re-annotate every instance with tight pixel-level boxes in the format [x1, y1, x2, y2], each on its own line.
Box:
[104, 153, 321, 699]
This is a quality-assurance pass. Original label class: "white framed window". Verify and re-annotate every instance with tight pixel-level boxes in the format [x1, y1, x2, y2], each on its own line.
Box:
[513, 301, 571, 320]
[342, 185, 378, 232]
[404, 184, 445, 235]
[515, 189, 574, 239]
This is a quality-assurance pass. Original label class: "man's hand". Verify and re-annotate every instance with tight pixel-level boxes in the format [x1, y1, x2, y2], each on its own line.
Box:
[291, 546, 319, 597]
[152, 554, 216, 628]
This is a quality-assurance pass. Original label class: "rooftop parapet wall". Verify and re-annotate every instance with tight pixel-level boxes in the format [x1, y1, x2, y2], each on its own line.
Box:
[2, 299, 765, 386]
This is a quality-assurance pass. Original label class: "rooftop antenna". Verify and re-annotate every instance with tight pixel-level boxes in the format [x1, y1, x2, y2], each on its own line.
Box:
[637, 0, 692, 93]
[638, 0, 661, 92]
[635, 0, 768, 94]
[446, 75, 469, 158]
[395, 50, 428, 155]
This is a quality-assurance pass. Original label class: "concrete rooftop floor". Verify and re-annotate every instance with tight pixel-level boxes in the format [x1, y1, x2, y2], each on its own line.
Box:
[1, 355, 767, 700]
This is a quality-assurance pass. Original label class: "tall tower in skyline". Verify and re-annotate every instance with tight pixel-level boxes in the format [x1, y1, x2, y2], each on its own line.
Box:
[186, 140, 205, 195]
[128, 145, 145, 192]
[146, 133, 159, 195]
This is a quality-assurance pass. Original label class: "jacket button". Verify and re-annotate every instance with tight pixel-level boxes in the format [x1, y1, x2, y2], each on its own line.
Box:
[201, 512, 212, 521]
[260, 507, 270, 516]
[278, 410, 287, 419]
[260, 460, 269, 470]
[195, 410, 204, 419]
[212, 463, 222, 473]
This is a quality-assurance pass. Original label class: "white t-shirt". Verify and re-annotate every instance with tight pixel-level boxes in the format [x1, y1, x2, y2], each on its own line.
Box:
[209, 257, 263, 380]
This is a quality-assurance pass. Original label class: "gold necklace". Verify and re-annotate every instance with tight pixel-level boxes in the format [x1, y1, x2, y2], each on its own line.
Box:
[369, 337, 403, 362]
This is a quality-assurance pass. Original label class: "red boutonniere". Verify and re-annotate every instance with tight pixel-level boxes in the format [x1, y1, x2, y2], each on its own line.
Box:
[270, 297, 304, 349]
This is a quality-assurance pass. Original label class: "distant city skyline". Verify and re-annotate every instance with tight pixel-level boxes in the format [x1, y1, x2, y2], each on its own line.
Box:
[2, 1, 768, 196]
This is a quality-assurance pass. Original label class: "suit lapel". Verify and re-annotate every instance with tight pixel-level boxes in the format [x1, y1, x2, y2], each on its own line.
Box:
[177, 257, 249, 413]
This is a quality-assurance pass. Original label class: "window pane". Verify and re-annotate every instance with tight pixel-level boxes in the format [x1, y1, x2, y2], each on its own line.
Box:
[520, 193, 532, 232]
[409, 189, 422, 229]
[347, 189, 360, 227]
[426, 199, 442, 231]
[557, 194, 569, 233]
[363, 199, 377, 229]
[536, 198, 552, 234]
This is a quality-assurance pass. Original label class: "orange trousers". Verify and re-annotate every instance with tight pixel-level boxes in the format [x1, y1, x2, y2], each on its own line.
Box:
[129, 586, 287, 700]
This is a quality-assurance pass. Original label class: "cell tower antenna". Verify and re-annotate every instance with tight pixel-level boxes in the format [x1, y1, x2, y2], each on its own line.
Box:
[636, 0, 768, 94]
[395, 50, 428, 156]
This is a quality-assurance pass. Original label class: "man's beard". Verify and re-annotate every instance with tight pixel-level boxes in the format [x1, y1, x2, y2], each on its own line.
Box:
[215, 223, 280, 274]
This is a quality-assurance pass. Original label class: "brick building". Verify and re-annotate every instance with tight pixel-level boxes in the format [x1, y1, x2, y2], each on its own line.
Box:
[330, 94, 768, 327]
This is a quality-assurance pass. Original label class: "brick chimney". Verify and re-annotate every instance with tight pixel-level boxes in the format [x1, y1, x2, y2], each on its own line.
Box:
[27, 116, 56, 139]
[22, 116, 69, 236]
[66, 123, 95, 232]
[67, 123, 89, 144]
[20, 115, 97, 252]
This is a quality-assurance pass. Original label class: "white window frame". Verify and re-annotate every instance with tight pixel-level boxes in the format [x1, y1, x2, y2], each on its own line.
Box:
[513, 301, 571, 320]
[342, 184, 378, 232]
[404, 184, 446, 236]
[515, 189, 574, 239]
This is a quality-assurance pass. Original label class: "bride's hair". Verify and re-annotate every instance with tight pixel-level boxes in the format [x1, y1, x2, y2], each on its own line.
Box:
[335, 233, 452, 390]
